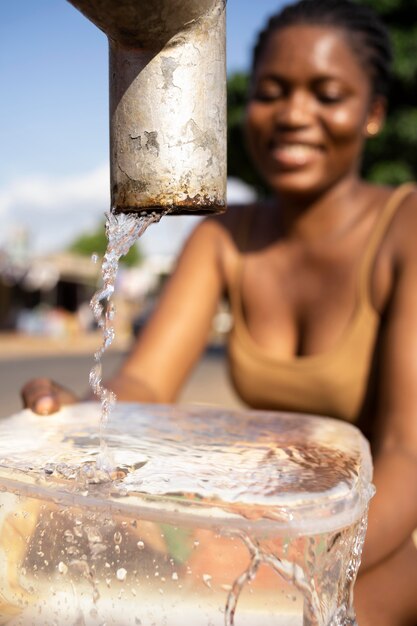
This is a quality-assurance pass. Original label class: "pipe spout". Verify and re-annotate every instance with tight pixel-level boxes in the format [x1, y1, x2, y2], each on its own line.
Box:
[67, 0, 227, 215]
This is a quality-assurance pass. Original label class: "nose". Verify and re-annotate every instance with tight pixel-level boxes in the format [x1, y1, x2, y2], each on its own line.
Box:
[274, 89, 314, 129]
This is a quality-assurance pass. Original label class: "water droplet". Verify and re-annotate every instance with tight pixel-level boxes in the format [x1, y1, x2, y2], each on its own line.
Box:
[137, 541, 145, 550]
[86, 527, 102, 543]
[106, 302, 116, 321]
[202, 574, 212, 588]
[116, 568, 127, 582]
[113, 531, 122, 544]
[58, 562, 68, 575]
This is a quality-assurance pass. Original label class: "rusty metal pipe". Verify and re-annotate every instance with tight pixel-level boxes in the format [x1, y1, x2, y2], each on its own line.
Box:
[67, 0, 227, 215]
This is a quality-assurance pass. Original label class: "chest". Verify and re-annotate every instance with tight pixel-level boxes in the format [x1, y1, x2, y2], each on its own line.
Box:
[232, 232, 390, 360]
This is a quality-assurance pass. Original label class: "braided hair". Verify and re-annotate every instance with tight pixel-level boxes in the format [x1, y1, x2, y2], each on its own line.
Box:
[252, 0, 393, 98]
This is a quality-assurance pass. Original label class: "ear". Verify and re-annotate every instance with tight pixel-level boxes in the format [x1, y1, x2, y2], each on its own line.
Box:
[364, 96, 387, 138]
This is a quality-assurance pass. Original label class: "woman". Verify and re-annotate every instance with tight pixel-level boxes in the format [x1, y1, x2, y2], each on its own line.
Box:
[22, 1, 417, 623]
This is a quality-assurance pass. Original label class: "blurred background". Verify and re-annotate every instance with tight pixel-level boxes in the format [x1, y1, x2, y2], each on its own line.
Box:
[0, 0, 415, 415]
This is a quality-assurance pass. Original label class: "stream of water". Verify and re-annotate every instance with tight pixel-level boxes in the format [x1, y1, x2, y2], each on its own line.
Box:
[88, 210, 166, 471]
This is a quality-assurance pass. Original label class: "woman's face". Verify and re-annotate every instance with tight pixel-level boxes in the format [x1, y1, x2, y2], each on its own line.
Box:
[245, 24, 382, 198]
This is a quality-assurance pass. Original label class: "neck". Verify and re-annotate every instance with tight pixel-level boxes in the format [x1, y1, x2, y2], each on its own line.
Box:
[275, 176, 368, 243]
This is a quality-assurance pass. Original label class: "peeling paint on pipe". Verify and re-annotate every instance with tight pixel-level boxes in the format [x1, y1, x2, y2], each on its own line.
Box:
[67, 0, 227, 215]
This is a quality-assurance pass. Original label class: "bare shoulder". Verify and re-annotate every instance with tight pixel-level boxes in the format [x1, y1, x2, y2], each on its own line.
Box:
[188, 203, 259, 281]
[171, 205, 256, 282]
[190, 204, 258, 251]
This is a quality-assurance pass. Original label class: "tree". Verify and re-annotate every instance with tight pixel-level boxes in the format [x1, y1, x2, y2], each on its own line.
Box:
[227, 73, 269, 197]
[359, 0, 417, 184]
[68, 221, 143, 268]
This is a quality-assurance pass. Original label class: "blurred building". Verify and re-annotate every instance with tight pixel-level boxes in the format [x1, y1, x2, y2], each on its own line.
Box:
[0, 178, 257, 338]
[0, 250, 99, 335]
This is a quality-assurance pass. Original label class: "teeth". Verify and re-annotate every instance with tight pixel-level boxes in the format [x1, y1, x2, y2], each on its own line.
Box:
[271, 143, 320, 165]
[274, 144, 318, 155]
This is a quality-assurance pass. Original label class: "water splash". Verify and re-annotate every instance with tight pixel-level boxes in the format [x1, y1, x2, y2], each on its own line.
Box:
[225, 533, 321, 626]
[330, 512, 371, 626]
[89, 211, 165, 471]
[225, 516, 369, 626]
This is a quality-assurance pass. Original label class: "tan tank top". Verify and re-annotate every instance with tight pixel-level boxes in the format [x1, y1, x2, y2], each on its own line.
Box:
[227, 184, 416, 422]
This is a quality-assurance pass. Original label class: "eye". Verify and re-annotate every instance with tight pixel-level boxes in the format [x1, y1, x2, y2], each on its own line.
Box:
[314, 80, 349, 105]
[316, 92, 346, 105]
[250, 80, 284, 103]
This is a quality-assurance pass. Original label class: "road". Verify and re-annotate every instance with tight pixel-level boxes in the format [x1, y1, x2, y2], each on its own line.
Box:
[0, 347, 243, 419]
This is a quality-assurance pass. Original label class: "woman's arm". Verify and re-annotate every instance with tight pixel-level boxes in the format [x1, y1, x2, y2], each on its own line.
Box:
[107, 216, 227, 402]
[360, 193, 417, 572]
[22, 216, 229, 412]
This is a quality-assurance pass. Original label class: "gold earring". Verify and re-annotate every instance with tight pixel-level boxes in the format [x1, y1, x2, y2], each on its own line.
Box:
[367, 121, 379, 136]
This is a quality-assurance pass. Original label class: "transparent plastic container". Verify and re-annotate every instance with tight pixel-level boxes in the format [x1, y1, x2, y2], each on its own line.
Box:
[0, 403, 374, 625]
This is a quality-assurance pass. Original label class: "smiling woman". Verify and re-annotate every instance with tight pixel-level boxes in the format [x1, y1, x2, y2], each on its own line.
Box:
[22, 1, 417, 624]
[246, 14, 387, 198]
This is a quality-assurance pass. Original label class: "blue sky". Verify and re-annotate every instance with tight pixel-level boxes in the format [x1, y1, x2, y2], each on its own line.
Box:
[0, 0, 287, 257]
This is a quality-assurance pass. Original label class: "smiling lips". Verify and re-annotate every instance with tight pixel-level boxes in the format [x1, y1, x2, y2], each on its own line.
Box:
[269, 142, 323, 168]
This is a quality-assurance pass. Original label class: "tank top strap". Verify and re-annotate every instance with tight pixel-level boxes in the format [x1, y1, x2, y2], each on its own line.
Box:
[358, 182, 417, 302]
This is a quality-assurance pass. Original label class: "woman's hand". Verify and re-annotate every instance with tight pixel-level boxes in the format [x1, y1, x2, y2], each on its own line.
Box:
[21, 378, 78, 415]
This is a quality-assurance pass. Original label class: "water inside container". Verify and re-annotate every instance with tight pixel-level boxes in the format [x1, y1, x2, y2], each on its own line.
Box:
[0, 403, 374, 625]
